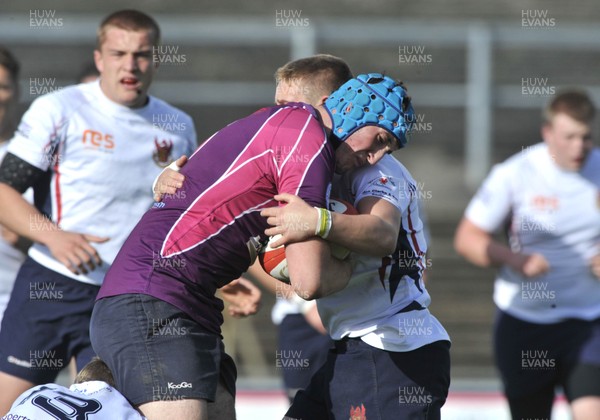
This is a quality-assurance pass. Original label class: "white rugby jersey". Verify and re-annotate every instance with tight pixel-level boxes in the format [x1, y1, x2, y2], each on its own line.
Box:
[7, 81, 196, 285]
[0, 142, 32, 325]
[3, 381, 146, 419]
[0, 143, 27, 293]
[317, 154, 450, 352]
[465, 143, 600, 323]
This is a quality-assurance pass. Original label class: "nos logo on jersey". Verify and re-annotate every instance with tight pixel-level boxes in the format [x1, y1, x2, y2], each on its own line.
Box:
[153, 137, 173, 167]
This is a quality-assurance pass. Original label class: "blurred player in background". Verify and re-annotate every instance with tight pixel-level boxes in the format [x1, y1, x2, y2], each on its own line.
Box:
[0, 10, 196, 414]
[91, 73, 411, 420]
[0, 47, 20, 146]
[454, 90, 600, 420]
[3, 357, 146, 419]
[262, 78, 450, 420]
[0, 47, 30, 331]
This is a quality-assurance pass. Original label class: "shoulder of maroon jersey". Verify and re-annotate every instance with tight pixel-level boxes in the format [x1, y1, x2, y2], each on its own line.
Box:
[250, 102, 317, 118]
[280, 102, 318, 117]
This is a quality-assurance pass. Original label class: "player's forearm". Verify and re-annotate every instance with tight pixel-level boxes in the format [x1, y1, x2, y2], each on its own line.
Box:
[286, 238, 352, 300]
[0, 183, 58, 245]
[328, 212, 396, 256]
[454, 217, 516, 268]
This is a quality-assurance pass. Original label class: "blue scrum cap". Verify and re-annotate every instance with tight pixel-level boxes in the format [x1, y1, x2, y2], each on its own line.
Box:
[324, 73, 415, 148]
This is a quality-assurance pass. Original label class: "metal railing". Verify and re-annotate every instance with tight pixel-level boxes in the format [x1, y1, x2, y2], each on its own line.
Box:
[2, 14, 600, 186]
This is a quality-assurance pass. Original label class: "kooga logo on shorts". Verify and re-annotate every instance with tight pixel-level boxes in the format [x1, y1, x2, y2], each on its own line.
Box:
[168, 382, 193, 390]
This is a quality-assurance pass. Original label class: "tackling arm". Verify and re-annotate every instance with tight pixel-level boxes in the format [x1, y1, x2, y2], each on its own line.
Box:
[327, 196, 400, 256]
[261, 193, 400, 256]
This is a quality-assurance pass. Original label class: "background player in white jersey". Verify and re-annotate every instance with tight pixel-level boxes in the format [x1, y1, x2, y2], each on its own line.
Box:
[3, 357, 146, 419]
[259, 80, 450, 420]
[0, 47, 19, 146]
[0, 47, 31, 331]
[454, 90, 600, 420]
[0, 10, 196, 415]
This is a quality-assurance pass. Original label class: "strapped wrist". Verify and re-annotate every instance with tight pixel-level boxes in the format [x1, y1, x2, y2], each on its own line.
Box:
[314, 207, 332, 239]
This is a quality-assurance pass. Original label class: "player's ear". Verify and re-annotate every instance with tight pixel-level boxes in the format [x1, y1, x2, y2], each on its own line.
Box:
[317, 94, 329, 106]
[93, 49, 103, 74]
[541, 121, 552, 143]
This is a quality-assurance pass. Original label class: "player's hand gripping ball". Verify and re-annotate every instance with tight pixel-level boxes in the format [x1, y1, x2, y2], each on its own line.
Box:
[258, 199, 358, 284]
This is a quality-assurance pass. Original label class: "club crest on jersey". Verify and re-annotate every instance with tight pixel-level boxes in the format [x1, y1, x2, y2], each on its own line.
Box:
[365, 175, 397, 201]
[153, 137, 174, 167]
[349, 404, 367, 420]
[375, 175, 396, 188]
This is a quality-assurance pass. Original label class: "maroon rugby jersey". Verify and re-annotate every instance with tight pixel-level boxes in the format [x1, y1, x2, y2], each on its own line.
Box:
[97, 103, 336, 334]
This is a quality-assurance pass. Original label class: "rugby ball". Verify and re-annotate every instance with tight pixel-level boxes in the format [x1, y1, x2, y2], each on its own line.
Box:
[258, 199, 357, 283]
[258, 234, 290, 284]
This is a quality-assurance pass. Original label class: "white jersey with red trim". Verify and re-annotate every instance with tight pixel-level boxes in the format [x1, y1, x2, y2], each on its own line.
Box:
[317, 154, 450, 352]
[465, 143, 600, 323]
[7, 81, 196, 285]
[2, 381, 146, 420]
[0, 142, 30, 323]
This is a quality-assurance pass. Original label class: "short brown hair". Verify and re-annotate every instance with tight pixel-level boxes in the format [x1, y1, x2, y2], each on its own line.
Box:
[0, 46, 20, 139]
[97, 10, 160, 49]
[74, 357, 116, 388]
[543, 90, 596, 125]
[0, 46, 20, 83]
[275, 54, 353, 104]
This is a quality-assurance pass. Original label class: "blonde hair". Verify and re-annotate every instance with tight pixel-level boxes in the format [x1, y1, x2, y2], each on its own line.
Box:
[74, 357, 116, 388]
[275, 54, 352, 104]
